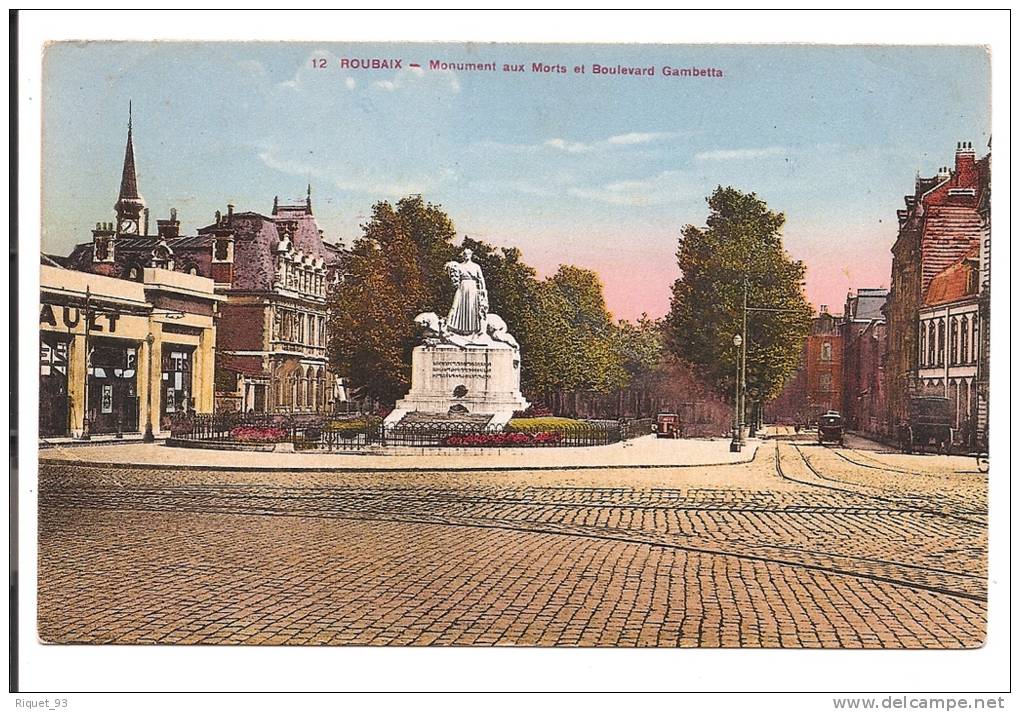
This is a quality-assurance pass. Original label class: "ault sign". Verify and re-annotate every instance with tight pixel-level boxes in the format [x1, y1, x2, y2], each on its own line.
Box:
[40, 303, 120, 333]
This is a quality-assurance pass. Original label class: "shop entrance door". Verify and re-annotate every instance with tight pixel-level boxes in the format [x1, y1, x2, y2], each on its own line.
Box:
[161, 347, 195, 427]
[87, 340, 140, 434]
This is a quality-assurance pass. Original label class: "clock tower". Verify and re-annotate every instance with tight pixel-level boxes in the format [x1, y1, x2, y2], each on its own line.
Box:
[114, 103, 145, 236]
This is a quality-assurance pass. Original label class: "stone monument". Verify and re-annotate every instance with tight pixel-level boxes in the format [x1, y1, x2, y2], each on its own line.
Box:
[384, 248, 529, 429]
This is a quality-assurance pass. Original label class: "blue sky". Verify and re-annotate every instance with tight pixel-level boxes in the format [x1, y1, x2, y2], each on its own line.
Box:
[42, 42, 990, 320]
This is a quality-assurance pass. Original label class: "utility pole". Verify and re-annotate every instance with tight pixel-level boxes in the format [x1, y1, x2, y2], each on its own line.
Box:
[80, 286, 92, 440]
[740, 279, 748, 444]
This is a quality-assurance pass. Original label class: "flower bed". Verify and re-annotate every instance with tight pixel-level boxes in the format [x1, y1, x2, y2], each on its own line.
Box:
[441, 431, 562, 447]
[229, 425, 289, 443]
[507, 417, 593, 432]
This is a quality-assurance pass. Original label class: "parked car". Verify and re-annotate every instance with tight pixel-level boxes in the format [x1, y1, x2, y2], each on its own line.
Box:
[899, 397, 953, 454]
[654, 413, 683, 439]
[817, 411, 845, 446]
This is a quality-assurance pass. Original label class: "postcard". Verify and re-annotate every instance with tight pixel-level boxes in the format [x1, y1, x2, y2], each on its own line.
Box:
[17, 14, 1008, 698]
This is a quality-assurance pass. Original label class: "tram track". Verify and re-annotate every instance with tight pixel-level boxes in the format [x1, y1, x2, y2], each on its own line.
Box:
[40, 465, 987, 604]
[772, 441, 985, 526]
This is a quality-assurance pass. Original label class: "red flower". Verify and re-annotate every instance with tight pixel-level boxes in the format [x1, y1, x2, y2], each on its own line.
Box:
[230, 426, 288, 443]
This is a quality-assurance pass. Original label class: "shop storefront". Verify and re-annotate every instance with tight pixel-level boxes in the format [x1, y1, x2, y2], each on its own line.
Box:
[39, 265, 221, 440]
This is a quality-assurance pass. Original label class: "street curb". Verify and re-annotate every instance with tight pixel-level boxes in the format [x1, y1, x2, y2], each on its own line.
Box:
[39, 442, 761, 474]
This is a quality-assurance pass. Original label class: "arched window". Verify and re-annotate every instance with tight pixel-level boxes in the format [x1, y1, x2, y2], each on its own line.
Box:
[928, 321, 936, 366]
[820, 342, 832, 362]
[949, 318, 959, 365]
[937, 320, 945, 365]
[919, 322, 928, 366]
[960, 316, 969, 365]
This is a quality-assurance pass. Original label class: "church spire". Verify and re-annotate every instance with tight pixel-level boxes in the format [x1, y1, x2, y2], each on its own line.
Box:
[115, 102, 144, 234]
[119, 102, 140, 200]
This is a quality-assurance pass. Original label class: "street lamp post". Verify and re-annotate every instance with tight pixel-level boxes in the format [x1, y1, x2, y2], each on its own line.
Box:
[730, 334, 743, 452]
[143, 332, 156, 442]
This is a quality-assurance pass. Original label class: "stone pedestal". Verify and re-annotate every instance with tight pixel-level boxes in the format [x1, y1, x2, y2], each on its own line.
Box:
[385, 343, 529, 429]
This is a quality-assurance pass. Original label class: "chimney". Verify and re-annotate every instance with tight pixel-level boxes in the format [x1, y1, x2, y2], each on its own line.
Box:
[936, 165, 951, 182]
[227, 204, 234, 220]
[955, 140, 976, 186]
[156, 207, 181, 239]
[143, 208, 150, 236]
[819, 304, 829, 315]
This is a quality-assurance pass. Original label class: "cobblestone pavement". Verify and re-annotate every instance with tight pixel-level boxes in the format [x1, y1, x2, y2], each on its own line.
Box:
[37, 438, 987, 648]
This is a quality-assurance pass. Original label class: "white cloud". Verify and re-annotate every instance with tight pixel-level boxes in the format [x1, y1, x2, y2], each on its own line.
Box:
[258, 145, 454, 197]
[606, 131, 675, 145]
[521, 131, 679, 155]
[568, 170, 696, 207]
[695, 146, 785, 161]
[544, 138, 592, 153]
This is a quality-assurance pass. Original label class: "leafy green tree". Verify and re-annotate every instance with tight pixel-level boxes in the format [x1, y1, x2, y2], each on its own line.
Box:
[327, 197, 458, 403]
[665, 186, 812, 403]
[613, 314, 665, 379]
[535, 265, 629, 396]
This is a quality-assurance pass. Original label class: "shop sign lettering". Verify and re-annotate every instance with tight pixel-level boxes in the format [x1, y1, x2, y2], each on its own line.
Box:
[40, 304, 120, 333]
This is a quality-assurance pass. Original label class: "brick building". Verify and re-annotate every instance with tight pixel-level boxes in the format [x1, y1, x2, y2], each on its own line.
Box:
[883, 141, 989, 434]
[766, 308, 843, 426]
[62, 109, 345, 414]
[840, 288, 888, 437]
[915, 250, 981, 444]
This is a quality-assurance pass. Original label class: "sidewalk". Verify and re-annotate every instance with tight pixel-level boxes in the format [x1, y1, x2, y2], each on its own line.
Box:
[40, 434, 760, 472]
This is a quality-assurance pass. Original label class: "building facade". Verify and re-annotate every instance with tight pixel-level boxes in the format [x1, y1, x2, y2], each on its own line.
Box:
[840, 288, 888, 437]
[198, 198, 340, 414]
[883, 141, 989, 434]
[766, 308, 843, 425]
[915, 251, 981, 445]
[40, 264, 220, 439]
[61, 110, 345, 414]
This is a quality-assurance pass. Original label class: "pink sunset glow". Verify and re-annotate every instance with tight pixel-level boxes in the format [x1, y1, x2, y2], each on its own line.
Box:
[506, 223, 896, 323]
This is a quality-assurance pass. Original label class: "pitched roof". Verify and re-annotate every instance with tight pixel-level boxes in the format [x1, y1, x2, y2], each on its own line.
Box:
[923, 248, 979, 306]
[920, 204, 982, 293]
[847, 288, 888, 322]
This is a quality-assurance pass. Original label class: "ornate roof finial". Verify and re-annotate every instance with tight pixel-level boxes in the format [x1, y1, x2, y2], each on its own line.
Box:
[306, 183, 312, 211]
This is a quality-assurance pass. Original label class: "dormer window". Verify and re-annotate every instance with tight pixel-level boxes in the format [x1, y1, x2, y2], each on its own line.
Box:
[94, 237, 112, 262]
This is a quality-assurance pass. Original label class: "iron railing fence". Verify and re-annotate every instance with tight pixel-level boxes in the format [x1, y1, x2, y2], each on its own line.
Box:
[169, 413, 654, 450]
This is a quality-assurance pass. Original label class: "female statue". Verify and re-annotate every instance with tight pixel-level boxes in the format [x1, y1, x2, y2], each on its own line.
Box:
[445, 249, 488, 337]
